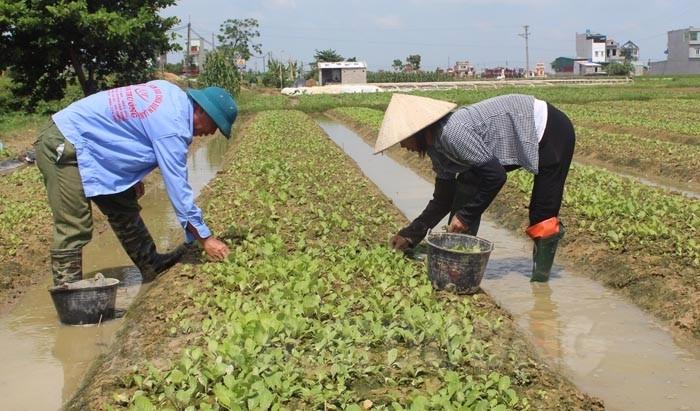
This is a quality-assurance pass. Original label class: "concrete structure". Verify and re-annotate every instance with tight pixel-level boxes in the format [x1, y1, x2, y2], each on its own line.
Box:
[318, 61, 367, 85]
[574, 60, 605, 75]
[453, 61, 475, 77]
[577, 30, 607, 63]
[185, 38, 208, 75]
[621, 41, 640, 62]
[606, 39, 625, 62]
[649, 27, 700, 74]
[532, 63, 546, 77]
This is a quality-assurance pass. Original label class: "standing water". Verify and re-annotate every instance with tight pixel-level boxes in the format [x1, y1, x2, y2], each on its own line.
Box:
[317, 118, 700, 411]
[0, 137, 228, 410]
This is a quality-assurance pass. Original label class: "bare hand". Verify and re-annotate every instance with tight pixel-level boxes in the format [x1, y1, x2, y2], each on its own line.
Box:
[200, 237, 230, 261]
[134, 181, 145, 200]
[390, 234, 412, 251]
[448, 216, 468, 234]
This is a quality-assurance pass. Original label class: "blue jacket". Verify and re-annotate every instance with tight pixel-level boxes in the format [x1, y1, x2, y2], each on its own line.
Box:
[52, 80, 210, 241]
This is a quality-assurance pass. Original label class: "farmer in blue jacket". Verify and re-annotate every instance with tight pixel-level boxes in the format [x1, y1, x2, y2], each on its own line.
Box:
[36, 80, 237, 286]
[377, 93, 575, 282]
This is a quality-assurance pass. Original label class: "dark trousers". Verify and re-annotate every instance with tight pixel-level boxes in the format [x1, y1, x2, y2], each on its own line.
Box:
[528, 103, 575, 225]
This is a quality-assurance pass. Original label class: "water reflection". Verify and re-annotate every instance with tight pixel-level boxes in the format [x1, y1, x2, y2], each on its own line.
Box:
[528, 283, 563, 362]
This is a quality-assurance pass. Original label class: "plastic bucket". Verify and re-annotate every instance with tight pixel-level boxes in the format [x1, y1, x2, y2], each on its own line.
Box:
[49, 275, 119, 325]
[426, 232, 494, 294]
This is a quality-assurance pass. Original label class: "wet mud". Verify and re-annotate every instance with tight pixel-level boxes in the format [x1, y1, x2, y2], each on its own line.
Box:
[0, 136, 228, 410]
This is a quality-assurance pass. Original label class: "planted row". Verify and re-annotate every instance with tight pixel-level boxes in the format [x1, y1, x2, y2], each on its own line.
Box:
[574, 125, 699, 185]
[331, 105, 700, 337]
[109, 110, 597, 410]
[562, 103, 700, 142]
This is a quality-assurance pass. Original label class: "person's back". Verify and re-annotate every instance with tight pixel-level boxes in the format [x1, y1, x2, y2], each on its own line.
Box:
[52, 80, 192, 197]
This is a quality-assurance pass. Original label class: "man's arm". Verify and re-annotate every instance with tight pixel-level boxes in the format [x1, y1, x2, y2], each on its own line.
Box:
[152, 134, 229, 261]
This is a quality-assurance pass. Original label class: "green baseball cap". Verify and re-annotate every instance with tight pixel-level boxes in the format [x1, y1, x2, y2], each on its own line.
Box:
[186, 86, 238, 138]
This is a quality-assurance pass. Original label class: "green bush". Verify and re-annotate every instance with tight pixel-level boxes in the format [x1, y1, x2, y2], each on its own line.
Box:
[198, 49, 241, 96]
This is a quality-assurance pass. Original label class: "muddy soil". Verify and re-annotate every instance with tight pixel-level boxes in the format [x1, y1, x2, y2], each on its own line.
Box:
[327, 111, 700, 340]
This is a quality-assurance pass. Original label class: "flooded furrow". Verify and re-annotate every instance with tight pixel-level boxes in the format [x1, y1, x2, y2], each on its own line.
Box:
[317, 118, 700, 411]
[0, 136, 228, 410]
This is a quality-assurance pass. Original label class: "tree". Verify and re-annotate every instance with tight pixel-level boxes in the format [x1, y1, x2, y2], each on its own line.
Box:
[345, 57, 357, 62]
[406, 54, 421, 70]
[198, 48, 240, 96]
[217, 18, 262, 61]
[392, 59, 403, 72]
[305, 49, 343, 80]
[314, 49, 343, 63]
[606, 61, 633, 76]
[0, 0, 179, 104]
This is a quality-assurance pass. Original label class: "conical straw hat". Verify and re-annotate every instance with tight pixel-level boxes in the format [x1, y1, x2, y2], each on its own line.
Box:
[374, 94, 457, 154]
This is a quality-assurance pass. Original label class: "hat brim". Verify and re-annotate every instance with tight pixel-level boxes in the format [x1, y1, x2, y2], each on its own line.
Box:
[374, 94, 456, 154]
[186, 89, 232, 138]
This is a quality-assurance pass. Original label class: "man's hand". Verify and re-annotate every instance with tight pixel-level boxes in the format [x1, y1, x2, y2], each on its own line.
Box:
[390, 234, 412, 251]
[200, 237, 230, 261]
[134, 181, 145, 200]
[448, 216, 468, 234]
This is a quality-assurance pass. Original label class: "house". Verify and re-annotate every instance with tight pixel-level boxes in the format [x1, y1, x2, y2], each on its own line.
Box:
[621, 41, 640, 62]
[183, 38, 209, 75]
[317, 61, 367, 85]
[551, 57, 574, 73]
[453, 61, 475, 77]
[532, 63, 546, 77]
[649, 27, 700, 74]
[576, 30, 607, 63]
[574, 60, 605, 75]
[606, 39, 625, 62]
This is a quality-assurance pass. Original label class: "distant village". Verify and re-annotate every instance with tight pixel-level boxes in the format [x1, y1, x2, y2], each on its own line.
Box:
[179, 25, 700, 85]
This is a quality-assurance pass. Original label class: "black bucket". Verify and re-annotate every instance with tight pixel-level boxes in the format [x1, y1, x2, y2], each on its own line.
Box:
[426, 232, 494, 294]
[49, 274, 119, 325]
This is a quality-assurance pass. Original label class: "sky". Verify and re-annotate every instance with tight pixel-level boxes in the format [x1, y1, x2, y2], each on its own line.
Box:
[160, 0, 699, 72]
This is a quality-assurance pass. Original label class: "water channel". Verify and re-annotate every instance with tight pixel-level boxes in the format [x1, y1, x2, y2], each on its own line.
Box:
[0, 136, 228, 410]
[317, 118, 700, 411]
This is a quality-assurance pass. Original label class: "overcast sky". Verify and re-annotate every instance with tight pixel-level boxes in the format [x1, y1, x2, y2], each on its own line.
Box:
[160, 0, 698, 71]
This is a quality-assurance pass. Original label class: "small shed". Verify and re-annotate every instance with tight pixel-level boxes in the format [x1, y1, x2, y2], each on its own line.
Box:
[318, 61, 367, 85]
[574, 61, 605, 75]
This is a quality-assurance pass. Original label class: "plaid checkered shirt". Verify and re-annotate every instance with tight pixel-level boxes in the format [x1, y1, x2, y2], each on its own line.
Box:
[428, 94, 539, 179]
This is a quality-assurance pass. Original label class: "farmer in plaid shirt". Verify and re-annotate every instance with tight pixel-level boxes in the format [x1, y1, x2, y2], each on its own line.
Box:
[375, 94, 575, 282]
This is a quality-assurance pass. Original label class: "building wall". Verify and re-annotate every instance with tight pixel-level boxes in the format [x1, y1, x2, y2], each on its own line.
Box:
[576, 33, 606, 62]
[341, 68, 367, 84]
[668, 29, 688, 61]
[649, 60, 700, 74]
[575, 34, 591, 60]
[649, 27, 700, 74]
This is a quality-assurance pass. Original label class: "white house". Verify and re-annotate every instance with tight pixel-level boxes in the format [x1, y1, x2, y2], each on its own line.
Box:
[576, 30, 607, 63]
[317, 61, 367, 86]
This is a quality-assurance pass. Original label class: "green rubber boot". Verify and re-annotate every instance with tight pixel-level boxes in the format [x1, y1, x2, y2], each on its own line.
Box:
[531, 225, 565, 283]
[50, 248, 83, 286]
[107, 213, 187, 283]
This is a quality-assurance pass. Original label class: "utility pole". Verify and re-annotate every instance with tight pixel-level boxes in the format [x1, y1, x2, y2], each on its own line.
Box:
[186, 19, 191, 75]
[519, 25, 530, 77]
